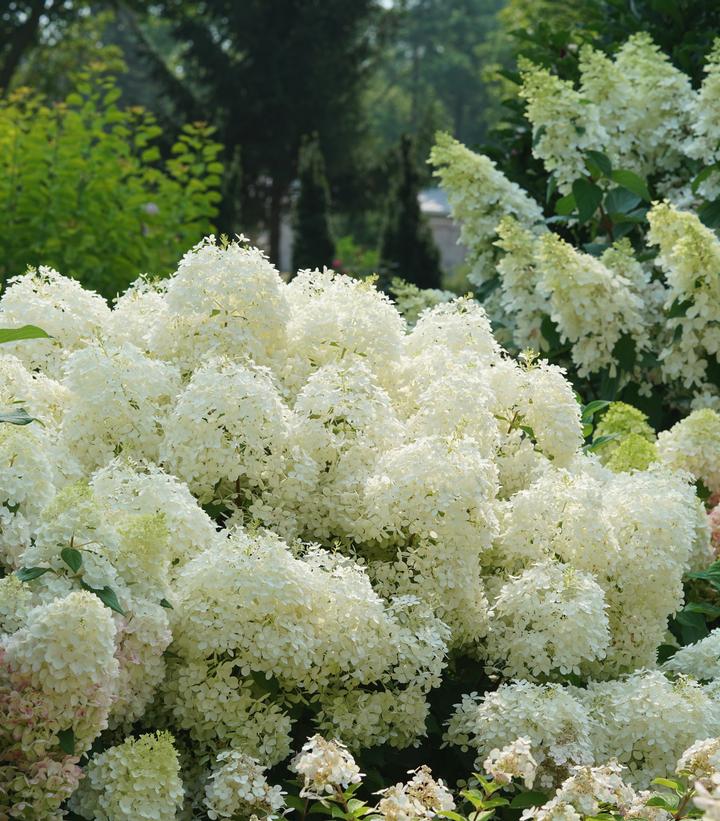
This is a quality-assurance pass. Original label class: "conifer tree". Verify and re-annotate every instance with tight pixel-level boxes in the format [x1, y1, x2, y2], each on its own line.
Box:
[379, 134, 442, 289]
[292, 135, 335, 273]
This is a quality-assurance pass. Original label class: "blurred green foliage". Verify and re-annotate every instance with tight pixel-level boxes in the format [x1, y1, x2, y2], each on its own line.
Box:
[0, 71, 222, 299]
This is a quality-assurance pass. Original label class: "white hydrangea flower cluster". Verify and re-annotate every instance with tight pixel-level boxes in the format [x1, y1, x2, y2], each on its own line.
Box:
[0, 234, 716, 812]
[485, 560, 610, 679]
[431, 35, 720, 407]
[203, 750, 286, 820]
[446, 681, 595, 788]
[375, 765, 455, 821]
[388, 277, 455, 327]
[430, 133, 545, 286]
[290, 735, 363, 798]
[647, 201, 720, 390]
[69, 732, 184, 821]
[490, 463, 700, 677]
[447, 671, 720, 789]
[483, 737, 538, 788]
[663, 629, 720, 682]
[657, 408, 720, 493]
[518, 58, 610, 194]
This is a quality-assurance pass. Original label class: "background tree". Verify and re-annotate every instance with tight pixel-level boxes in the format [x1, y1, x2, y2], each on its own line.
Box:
[149, 0, 377, 263]
[379, 134, 441, 289]
[292, 134, 335, 274]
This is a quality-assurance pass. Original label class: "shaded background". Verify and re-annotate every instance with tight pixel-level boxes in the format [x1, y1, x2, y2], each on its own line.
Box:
[2, 0, 719, 299]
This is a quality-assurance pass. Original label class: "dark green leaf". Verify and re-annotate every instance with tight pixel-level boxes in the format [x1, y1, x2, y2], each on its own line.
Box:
[657, 643, 679, 664]
[0, 408, 36, 426]
[572, 178, 603, 223]
[612, 334, 636, 372]
[692, 164, 719, 195]
[58, 728, 75, 755]
[685, 601, 720, 619]
[585, 150, 612, 177]
[555, 193, 577, 216]
[532, 124, 547, 148]
[666, 298, 693, 319]
[605, 187, 641, 216]
[688, 560, 720, 589]
[540, 314, 562, 349]
[0, 325, 51, 344]
[611, 169, 651, 201]
[699, 197, 720, 229]
[160, 597, 174, 609]
[510, 791, 549, 809]
[670, 608, 708, 646]
[60, 547, 82, 574]
[92, 586, 125, 615]
[583, 242, 610, 257]
[16, 566, 51, 582]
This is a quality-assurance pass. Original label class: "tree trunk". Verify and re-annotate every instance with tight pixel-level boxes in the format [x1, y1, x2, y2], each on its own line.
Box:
[0, 0, 47, 95]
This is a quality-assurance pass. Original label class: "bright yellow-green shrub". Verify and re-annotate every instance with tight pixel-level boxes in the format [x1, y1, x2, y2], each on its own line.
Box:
[0, 72, 222, 299]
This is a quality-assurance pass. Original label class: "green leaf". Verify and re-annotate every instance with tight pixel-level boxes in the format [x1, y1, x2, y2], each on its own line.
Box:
[88, 585, 125, 615]
[461, 789, 487, 810]
[0, 325, 51, 344]
[666, 298, 693, 319]
[480, 798, 510, 809]
[510, 791, 549, 809]
[692, 164, 719, 194]
[555, 192, 577, 216]
[16, 566, 51, 582]
[612, 334, 636, 372]
[670, 608, 708, 645]
[585, 150, 612, 178]
[439, 812, 467, 821]
[546, 174, 557, 204]
[160, 597, 174, 609]
[605, 187, 641, 216]
[651, 778, 682, 791]
[58, 728, 75, 755]
[540, 314, 563, 350]
[646, 796, 676, 810]
[685, 601, 720, 619]
[581, 399, 610, 424]
[61, 547, 83, 574]
[468, 812, 495, 821]
[699, 197, 720, 229]
[657, 643, 679, 664]
[0, 408, 36, 426]
[284, 796, 306, 812]
[572, 178, 603, 223]
[611, 169, 651, 201]
[584, 433, 619, 452]
[688, 560, 720, 590]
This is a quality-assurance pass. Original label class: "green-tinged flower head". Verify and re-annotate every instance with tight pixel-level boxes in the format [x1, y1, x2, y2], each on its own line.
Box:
[605, 433, 658, 473]
[69, 731, 183, 821]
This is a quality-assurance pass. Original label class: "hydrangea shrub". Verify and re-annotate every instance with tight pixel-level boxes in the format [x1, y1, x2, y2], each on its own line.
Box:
[0, 237, 719, 817]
